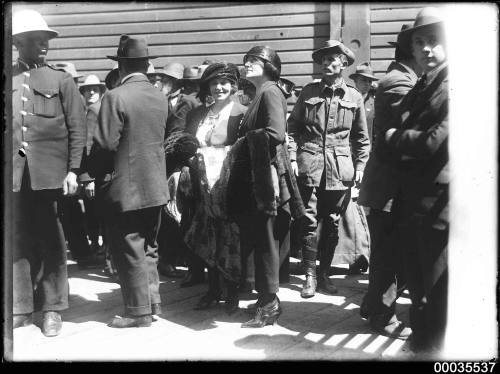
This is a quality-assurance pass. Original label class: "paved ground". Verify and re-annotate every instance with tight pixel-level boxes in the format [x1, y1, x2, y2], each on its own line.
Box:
[10, 258, 418, 361]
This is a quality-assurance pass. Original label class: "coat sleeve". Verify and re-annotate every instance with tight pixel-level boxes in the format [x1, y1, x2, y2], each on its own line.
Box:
[387, 108, 448, 159]
[260, 87, 286, 147]
[87, 92, 124, 178]
[350, 93, 371, 171]
[286, 90, 306, 162]
[60, 72, 86, 173]
[167, 97, 198, 136]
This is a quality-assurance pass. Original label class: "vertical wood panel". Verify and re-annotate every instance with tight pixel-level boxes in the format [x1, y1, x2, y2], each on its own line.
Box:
[342, 3, 370, 85]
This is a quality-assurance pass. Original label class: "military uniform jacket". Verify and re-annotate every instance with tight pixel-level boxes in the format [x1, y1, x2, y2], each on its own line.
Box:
[88, 74, 169, 213]
[358, 61, 418, 211]
[386, 62, 449, 229]
[12, 60, 86, 192]
[287, 79, 370, 190]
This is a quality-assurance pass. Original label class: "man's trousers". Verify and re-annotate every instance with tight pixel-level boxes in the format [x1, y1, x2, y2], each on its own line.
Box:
[107, 206, 163, 316]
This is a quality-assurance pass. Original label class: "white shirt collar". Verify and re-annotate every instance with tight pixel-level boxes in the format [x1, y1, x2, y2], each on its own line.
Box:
[120, 72, 146, 85]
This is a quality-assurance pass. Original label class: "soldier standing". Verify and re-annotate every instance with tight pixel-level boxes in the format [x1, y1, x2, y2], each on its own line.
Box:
[12, 9, 86, 336]
[287, 40, 370, 298]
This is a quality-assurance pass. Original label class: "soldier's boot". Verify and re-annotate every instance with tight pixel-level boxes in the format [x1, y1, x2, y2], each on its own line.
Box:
[300, 261, 317, 298]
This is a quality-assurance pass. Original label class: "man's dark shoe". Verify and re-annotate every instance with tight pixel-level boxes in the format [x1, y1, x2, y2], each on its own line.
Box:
[158, 263, 184, 278]
[370, 316, 412, 340]
[317, 272, 338, 294]
[42, 311, 62, 337]
[180, 272, 205, 288]
[13, 313, 33, 329]
[108, 314, 152, 328]
[151, 303, 162, 316]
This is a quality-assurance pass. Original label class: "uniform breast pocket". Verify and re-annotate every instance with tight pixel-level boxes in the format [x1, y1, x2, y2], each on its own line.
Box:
[32, 88, 60, 118]
[304, 97, 325, 124]
[338, 100, 357, 129]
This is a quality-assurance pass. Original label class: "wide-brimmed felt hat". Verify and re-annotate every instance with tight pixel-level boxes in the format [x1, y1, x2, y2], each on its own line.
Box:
[398, 7, 445, 52]
[312, 40, 355, 66]
[107, 35, 158, 60]
[53, 62, 83, 79]
[161, 62, 184, 80]
[79, 74, 106, 93]
[13, 9, 59, 40]
[349, 63, 378, 81]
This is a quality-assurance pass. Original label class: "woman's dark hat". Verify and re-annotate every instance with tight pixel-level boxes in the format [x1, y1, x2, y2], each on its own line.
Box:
[312, 40, 355, 66]
[388, 23, 412, 47]
[349, 63, 378, 81]
[107, 35, 159, 60]
[105, 68, 120, 90]
[397, 7, 445, 52]
[243, 46, 281, 74]
[201, 62, 240, 86]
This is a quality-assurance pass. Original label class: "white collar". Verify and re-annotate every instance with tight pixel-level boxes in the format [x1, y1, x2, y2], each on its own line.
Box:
[120, 72, 146, 85]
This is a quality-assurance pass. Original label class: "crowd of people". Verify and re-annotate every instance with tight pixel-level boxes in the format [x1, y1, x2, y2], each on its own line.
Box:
[11, 6, 449, 356]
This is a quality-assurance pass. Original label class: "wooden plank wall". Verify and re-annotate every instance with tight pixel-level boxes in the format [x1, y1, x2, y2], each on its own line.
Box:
[12, 2, 331, 110]
[369, 3, 429, 78]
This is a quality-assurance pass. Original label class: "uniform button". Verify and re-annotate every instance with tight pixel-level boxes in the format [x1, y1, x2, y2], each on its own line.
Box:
[22, 83, 30, 90]
[22, 141, 28, 147]
[21, 96, 28, 102]
[20, 110, 27, 116]
[22, 126, 27, 132]
[23, 72, 30, 77]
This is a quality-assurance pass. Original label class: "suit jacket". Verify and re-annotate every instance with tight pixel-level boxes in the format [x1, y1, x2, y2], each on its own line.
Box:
[166, 91, 201, 136]
[88, 74, 169, 213]
[287, 79, 371, 190]
[358, 61, 418, 210]
[184, 100, 247, 146]
[12, 60, 86, 192]
[386, 62, 449, 229]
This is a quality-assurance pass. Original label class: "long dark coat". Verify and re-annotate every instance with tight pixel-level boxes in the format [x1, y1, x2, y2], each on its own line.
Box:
[385, 62, 449, 230]
[358, 61, 419, 211]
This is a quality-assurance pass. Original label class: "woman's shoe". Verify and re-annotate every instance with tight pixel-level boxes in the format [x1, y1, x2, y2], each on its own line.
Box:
[241, 297, 281, 328]
[194, 292, 221, 310]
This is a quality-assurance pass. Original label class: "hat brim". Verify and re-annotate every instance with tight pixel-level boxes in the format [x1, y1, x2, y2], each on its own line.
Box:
[312, 47, 355, 66]
[107, 55, 159, 61]
[79, 83, 106, 93]
[349, 72, 378, 81]
[14, 29, 59, 40]
[398, 21, 444, 50]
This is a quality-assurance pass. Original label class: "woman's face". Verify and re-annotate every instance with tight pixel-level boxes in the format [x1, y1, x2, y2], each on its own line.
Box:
[82, 85, 101, 105]
[209, 77, 233, 103]
[411, 27, 446, 73]
[244, 56, 265, 79]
